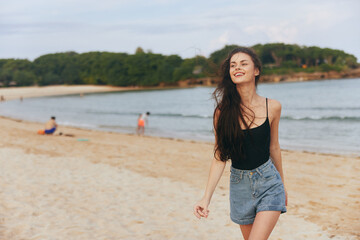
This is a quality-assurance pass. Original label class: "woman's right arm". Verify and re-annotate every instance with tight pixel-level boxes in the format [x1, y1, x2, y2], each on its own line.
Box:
[193, 158, 226, 219]
[193, 109, 226, 219]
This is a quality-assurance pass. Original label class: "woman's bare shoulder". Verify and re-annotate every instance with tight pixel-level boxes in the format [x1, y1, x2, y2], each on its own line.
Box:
[267, 98, 282, 122]
[268, 98, 281, 111]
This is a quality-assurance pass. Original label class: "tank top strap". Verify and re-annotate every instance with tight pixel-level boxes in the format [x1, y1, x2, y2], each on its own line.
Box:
[266, 98, 268, 118]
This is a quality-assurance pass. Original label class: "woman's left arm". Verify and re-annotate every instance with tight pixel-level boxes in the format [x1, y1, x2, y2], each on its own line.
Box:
[269, 99, 287, 205]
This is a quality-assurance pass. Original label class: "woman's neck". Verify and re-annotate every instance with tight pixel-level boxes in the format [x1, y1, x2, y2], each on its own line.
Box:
[236, 83, 258, 106]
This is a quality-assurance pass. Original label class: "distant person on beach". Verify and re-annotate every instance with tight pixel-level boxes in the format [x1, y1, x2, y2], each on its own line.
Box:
[193, 47, 287, 239]
[0, 95, 5, 101]
[136, 112, 150, 136]
[38, 116, 58, 135]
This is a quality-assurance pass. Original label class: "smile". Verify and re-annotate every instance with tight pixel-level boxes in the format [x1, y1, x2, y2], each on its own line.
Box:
[234, 72, 245, 77]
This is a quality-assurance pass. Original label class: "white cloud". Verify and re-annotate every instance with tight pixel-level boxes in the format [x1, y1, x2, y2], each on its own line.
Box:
[244, 22, 298, 43]
[218, 31, 229, 45]
[0, 0, 359, 60]
[207, 31, 230, 56]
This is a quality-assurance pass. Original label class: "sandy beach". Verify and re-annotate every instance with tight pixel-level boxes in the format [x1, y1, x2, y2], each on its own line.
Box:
[0, 85, 141, 101]
[0, 86, 359, 240]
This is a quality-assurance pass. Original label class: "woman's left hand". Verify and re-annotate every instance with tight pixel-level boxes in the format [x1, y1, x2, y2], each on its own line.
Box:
[284, 187, 288, 206]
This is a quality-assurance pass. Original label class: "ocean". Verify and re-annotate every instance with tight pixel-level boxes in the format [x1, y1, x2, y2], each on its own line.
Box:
[1, 78, 359, 156]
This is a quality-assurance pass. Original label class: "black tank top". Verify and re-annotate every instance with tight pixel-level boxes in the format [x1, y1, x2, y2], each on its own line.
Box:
[231, 98, 270, 170]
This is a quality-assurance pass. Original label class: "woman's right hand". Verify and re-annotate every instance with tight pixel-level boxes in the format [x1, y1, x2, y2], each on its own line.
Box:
[193, 198, 210, 219]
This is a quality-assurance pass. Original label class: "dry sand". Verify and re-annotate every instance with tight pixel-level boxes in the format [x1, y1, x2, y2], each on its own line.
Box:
[0, 85, 140, 101]
[0, 86, 359, 240]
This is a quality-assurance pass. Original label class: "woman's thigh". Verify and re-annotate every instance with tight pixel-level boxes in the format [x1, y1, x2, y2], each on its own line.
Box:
[248, 211, 280, 240]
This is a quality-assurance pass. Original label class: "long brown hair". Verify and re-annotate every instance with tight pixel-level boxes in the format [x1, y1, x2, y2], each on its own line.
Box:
[213, 47, 262, 162]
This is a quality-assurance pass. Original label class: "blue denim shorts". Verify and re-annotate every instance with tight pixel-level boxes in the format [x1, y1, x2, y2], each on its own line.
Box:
[229, 158, 287, 225]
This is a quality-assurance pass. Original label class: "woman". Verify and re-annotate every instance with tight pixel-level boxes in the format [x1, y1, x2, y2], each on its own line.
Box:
[193, 47, 287, 240]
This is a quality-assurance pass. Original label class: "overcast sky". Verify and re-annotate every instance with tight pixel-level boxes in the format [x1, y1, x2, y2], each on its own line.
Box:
[1, 0, 359, 61]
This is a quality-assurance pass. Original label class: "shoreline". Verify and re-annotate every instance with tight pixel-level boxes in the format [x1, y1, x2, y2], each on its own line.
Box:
[0, 84, 204, 101]
[0, 85, 144, 101]
[171, 70, 360, 87]
[1, 114, 359, 160]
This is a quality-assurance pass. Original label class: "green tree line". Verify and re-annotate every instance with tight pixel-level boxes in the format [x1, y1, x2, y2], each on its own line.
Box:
[0, 43, 358, 87]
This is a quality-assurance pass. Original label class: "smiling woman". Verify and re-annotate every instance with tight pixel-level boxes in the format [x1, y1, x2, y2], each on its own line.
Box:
[230, 54, 260, 86]
[194, 47, 287, 240]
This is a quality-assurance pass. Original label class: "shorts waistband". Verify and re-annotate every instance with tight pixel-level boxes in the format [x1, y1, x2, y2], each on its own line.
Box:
[230, 158, 273, 176]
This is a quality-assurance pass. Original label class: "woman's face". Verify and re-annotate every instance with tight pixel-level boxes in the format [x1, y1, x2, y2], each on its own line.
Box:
[229, 52, 259, 85]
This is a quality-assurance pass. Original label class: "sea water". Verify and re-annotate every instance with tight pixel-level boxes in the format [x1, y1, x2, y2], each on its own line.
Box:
[1, 78, 359, 156]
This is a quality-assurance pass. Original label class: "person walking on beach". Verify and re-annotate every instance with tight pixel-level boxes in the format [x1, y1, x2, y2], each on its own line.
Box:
[193, 47, 287, 240]
[136, 112, 150, 136]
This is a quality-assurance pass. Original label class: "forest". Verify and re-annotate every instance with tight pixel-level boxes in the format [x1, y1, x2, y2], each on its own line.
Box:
[0, 43, 358, 87]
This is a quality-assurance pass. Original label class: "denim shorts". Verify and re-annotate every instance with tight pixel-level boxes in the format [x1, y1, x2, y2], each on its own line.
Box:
[229, 158, 287, 225]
